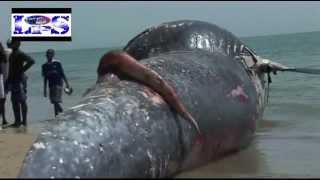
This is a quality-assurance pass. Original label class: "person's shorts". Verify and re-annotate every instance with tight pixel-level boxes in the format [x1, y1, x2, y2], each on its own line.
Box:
[49, 85, 62, 104]
[8, 78, 27, 103]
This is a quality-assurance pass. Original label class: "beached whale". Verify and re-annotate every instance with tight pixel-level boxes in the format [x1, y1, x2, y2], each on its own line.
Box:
[20, 20, 317, 178]
[124, 20, 246, 60]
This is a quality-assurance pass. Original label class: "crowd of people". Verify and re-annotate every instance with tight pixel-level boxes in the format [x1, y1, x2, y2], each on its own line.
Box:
[0, 39, 71, 128]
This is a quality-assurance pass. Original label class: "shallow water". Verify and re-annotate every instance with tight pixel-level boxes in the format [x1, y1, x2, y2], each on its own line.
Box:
[177, 120, 320, 178]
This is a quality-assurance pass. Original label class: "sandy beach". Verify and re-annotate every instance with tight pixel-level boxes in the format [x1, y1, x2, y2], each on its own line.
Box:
[0, 127, 36, 178]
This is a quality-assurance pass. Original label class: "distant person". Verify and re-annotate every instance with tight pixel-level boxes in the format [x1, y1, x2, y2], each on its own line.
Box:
[42, 49, 71, 117]
[7, 39, 35, 128]
[0, 43, 8, 126]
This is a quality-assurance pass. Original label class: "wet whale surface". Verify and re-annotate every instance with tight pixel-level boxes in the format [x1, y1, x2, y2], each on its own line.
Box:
[124, 20, 246, 60]
[19, 20, 265, 178]
[19, 50, 260, 178]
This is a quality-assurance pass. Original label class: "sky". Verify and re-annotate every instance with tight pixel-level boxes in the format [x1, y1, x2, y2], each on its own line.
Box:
[1, 1, 320, 52]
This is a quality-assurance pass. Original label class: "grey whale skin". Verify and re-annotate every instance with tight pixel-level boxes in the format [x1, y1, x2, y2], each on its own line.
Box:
[18, 20, 266, 178]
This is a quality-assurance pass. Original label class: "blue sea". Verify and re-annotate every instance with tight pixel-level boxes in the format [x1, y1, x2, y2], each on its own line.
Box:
[6, 31, 320, 177]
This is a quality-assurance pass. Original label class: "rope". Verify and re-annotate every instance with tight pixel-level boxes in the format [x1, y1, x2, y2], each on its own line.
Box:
[266, 65, 272, 104]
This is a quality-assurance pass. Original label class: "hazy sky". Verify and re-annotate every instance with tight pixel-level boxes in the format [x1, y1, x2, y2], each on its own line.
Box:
[1, 1, 320, 52]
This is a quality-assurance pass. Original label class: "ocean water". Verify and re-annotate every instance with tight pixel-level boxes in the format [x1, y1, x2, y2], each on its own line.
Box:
[14, 47, 111, 122]
[6, 31, 320, 177]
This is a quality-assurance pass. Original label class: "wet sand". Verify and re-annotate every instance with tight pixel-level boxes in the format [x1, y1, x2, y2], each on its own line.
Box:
[0, 127, 36, 178]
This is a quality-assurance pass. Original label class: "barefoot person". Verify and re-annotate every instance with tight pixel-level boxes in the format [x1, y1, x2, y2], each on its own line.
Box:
[7, 39, 35, 128]
[42, 49, 71, 116]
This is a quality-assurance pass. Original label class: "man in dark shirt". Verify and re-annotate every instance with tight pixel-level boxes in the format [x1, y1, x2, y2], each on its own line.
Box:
[7, 39, 35, 128]
[42, 49, 70, 116]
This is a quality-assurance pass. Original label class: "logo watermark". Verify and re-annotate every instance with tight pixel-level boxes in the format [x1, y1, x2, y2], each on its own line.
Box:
[11, 8, 72, 41]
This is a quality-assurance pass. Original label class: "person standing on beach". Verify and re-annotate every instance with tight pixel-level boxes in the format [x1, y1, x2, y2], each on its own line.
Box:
[7, 39, 35, 128]
[0, 40, 13, 126]
[42, 49, 70, 117]
[0, 42, 8, 126]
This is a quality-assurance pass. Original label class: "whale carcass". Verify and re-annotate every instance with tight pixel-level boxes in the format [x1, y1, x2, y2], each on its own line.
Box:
[18, 20, 268, 178]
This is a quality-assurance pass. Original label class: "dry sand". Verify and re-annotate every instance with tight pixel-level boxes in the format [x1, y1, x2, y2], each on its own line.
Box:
[0, 127, 36, 178]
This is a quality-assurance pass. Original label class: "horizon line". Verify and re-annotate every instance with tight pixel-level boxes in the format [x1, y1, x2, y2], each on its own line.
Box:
[27, 30, 320, 54]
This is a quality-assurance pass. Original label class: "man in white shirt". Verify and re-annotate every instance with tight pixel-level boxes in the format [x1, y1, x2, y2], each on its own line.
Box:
[0, 41, 10, 126]
[3, 40, 12, 83]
